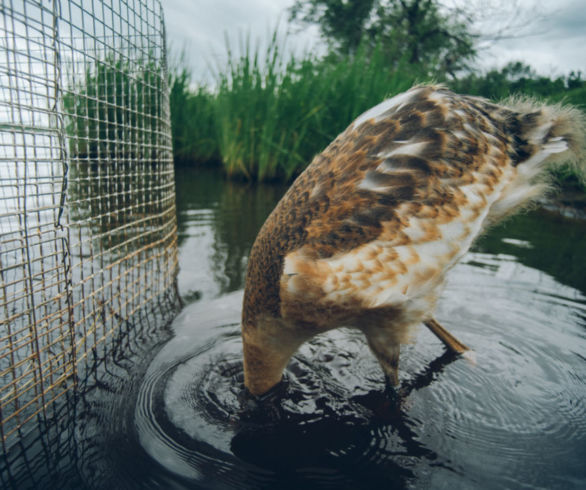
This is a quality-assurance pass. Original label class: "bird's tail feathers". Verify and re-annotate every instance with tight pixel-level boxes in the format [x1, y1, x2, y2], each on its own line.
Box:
[506, 97, 585, 181]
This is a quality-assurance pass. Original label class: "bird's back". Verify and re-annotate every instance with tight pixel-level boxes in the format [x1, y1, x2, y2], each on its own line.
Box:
[242, 85, 584, 338]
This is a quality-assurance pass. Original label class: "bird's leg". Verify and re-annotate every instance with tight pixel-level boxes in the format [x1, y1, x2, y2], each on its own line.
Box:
[378, 343, 401, 387]
[363, 329, 401, 387]
[423, 318, 470, 355]
[362, 328, 404, 413]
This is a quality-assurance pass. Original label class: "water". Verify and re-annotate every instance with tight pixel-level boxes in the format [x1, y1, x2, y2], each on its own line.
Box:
[5, 166, 586, 489]
[135, 167, 586, 489]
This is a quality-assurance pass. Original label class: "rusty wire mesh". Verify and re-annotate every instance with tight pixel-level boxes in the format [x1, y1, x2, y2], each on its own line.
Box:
[0, 0, 178, 456]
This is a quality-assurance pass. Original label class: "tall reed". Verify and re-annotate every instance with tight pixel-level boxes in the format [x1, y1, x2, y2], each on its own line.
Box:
[185, 35, 422, 181]
[64, 54, 164, 159]
[169, 68, 218, 165]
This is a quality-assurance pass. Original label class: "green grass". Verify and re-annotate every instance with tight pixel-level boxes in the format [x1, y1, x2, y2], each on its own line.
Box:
[64, 54, 164, 159]
[174, 40, 585, 188]
[169, 68, 219, 165]
[172, 36, 423, 181]
[65, 39, 585, 190]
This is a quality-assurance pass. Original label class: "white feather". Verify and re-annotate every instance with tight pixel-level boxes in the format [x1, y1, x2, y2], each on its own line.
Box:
[357, 172, 388, 193]
[283, 255, 297, 276]
[519, 136, 568, 172]
[377, 141, 428, 160]
[528, 122, 552, 143]
[353, 90, 417, 128]
[542, 137, 568, 153]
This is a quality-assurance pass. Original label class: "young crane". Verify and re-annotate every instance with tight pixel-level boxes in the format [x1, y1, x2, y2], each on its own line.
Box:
[241, 85, 584, 396]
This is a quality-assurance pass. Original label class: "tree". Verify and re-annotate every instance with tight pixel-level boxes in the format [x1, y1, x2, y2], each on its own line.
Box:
[288, 0, 477, 76]
[289, 0, 378, 55]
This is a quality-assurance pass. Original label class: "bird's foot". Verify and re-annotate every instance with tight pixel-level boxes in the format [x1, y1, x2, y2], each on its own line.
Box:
[460, 349, 477, 365]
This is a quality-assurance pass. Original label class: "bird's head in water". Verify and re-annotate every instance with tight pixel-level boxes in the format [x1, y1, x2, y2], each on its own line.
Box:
[241, 314, 306, 396]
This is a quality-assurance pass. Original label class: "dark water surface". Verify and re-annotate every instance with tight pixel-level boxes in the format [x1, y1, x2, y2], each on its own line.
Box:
[6, 167, 586, 489]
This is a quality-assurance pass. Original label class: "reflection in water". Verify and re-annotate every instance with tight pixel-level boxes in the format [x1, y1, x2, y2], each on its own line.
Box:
[157, 167, 586, 489]
[5, 167, 585, 489]
[174, 167, 287, 300]
[135, 293, 431, 489]
[134, 259, 586, 489]
[175, 167, 586, 299]
[475, 209, 586, 294]
[68, 158, 172, 255]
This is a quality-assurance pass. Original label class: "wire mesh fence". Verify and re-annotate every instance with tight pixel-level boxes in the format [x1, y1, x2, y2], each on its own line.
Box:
[0, 0, 178, 460]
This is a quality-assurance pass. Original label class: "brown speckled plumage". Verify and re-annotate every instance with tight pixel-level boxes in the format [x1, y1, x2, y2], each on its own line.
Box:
[241, 85, 585, 395]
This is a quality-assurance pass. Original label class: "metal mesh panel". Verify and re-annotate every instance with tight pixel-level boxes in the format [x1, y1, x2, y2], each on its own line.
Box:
[0, 0, 178, 455]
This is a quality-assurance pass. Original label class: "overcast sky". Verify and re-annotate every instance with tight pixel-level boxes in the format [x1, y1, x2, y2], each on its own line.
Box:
[162, 0, 586, 83]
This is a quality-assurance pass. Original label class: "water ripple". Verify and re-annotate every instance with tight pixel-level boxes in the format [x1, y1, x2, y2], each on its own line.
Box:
[135, 254, 586, 488]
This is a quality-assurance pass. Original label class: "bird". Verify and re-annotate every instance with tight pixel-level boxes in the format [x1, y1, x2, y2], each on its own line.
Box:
[241, 84, 585, 396]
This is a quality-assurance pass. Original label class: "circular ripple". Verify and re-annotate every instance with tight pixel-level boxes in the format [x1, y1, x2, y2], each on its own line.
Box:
[411, 259, 586, 485]
[135, 262, 586, 488]
[135, 302, 424, 487]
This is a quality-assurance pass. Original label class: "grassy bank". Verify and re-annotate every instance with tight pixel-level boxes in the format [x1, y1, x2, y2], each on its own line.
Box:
[171, 43, 585, 189]
[170, 38, 425, 181]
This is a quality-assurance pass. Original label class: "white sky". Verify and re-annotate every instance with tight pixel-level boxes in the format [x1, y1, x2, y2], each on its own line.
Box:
[162, 0, 586, 83]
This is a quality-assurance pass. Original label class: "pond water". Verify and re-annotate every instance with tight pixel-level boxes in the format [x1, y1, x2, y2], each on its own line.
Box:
[5, 166, 586, 489]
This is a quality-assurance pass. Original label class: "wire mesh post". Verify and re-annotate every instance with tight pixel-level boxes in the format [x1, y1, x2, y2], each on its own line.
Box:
[0, 0, 179, 475]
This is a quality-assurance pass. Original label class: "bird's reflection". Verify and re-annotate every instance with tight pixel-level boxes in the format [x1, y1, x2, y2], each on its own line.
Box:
[230, 349, 462, 487]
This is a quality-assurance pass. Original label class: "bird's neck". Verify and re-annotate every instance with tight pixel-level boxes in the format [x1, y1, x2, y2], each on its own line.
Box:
[241, 316, 306, 396]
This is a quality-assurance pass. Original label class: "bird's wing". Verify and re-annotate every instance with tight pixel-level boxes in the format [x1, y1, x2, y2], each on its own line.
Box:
[278, 86, 513, 319]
